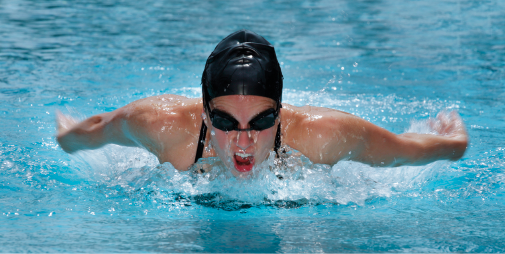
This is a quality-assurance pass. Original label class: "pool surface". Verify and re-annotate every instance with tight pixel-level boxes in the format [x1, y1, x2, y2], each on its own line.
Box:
[1, 0, 505, 252]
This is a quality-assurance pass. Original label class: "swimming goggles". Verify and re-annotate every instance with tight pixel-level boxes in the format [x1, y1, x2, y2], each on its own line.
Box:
[209, 108, 278, 132]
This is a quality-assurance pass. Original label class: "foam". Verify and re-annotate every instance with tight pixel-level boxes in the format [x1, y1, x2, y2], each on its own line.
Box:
[71, 122, 446, 209]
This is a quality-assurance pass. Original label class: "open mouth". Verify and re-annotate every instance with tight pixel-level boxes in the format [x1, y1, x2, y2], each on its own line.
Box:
[233, 152, 254, 172]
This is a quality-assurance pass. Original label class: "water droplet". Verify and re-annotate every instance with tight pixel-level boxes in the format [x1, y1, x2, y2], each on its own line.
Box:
[341, 67, 344, 70]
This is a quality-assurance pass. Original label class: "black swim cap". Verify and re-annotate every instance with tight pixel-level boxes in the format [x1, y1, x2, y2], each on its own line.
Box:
[202, 29, 283, 111]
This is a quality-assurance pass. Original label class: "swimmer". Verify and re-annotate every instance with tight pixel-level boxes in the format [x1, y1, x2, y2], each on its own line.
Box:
[56, 29, 468, 177]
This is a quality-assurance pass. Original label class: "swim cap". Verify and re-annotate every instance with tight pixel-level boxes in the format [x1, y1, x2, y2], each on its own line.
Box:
[201, 29, 283, 111]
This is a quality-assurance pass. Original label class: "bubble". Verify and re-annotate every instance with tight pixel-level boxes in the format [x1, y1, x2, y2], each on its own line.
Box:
[71, 132, 440, 211]
[205, 141, 212, 153]
[353, 62, 358, 67]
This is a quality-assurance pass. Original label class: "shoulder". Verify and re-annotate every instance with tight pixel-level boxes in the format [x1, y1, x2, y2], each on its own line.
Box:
[279, 103, 372, 164]
[122, 95, 202, 129]
[118, 95, 203, 153]
[124, 94, 201, 116]
[280, 103, 360, 131]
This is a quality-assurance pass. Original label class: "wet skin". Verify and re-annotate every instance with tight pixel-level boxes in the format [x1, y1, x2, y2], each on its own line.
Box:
[56, 94, 468, 174]
[205, 96, 278, 177]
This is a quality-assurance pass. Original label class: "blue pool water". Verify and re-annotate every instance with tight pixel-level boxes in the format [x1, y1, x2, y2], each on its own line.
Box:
[1, 0, 504, 252]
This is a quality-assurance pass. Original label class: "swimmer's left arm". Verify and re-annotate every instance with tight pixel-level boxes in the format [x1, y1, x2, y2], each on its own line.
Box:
[349, 111, 468, 166]
[286, 107, 468, 166]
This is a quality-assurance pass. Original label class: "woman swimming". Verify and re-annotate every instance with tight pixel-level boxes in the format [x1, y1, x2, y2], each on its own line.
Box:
[56, 30, 468, 177]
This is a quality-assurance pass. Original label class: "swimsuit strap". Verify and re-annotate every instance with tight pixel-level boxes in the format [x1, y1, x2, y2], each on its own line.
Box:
[195, 120, 207, 163]
[274, 122, 281, 158]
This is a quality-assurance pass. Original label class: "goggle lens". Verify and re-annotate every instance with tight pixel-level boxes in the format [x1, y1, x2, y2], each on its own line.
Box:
[211, 114, 237, 132]
[210, 108, 277, 132]
[250, 111, 276, 130]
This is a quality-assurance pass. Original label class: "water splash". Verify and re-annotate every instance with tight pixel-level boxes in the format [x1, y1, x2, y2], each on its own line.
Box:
[70, 120, 446, 211]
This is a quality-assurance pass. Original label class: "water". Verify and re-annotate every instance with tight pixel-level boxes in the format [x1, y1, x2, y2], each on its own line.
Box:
[1, 0, 504, 252]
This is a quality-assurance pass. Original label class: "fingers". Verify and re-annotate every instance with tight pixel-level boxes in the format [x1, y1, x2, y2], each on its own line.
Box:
[427, 118, 439, 133]
[449, 111, 464, 128]
[436, 111, 451, 134]
[449, 110, 467, 136]
[56, 110, 65, 132]
[428, 111, 448, 134]
[432, 110, 467, 137]
[55, 110, 79, 134]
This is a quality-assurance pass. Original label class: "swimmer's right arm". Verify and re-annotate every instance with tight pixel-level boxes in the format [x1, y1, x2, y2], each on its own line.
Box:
[56, 108, 138, 153]
[56, 95, 198, 159]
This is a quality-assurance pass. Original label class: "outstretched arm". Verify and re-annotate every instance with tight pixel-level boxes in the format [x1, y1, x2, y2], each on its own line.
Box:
[56, 108, 137, 153]
[284, 106, 468, 167]
[353, 111, 468, 166]
[55, 95, 200, 157]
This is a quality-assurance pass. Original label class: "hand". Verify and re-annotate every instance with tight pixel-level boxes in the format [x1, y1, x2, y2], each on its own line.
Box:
[429, 110, 468, 142]
[56, 110, 79, 136]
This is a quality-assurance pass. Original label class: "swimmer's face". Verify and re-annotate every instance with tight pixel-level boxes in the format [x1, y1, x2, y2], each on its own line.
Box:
[206, 95, 279, 177]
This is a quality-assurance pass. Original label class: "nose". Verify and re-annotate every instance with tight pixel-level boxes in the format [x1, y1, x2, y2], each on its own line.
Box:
[236, 130, 253, 151]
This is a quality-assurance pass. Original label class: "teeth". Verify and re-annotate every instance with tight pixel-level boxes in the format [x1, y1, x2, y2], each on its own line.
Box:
[235, 152, 252, 158]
